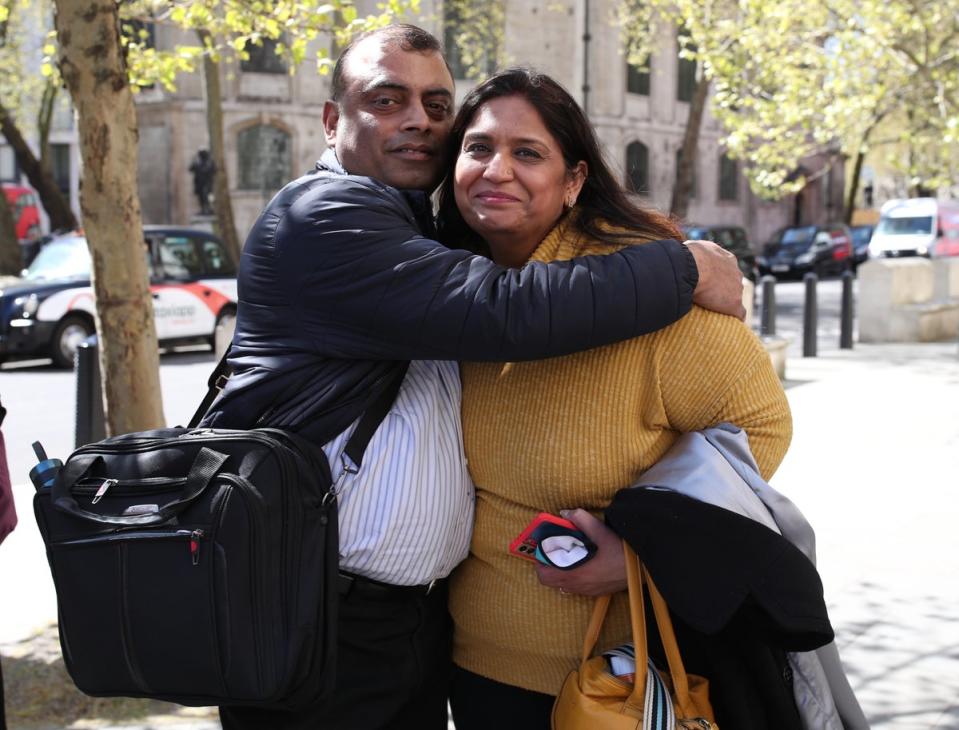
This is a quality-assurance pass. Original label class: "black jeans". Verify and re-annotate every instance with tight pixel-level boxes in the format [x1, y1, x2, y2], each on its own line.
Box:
[449, 666, 555, 730]
[220, 578, 452, 730]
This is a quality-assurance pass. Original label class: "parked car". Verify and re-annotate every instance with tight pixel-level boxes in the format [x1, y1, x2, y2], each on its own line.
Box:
[0, 226, 237, 368]
[683, 224, 759, 282]
[868, 198, 959, 259]
[849, 224, 874, 269]
[758, 224, 853, 279]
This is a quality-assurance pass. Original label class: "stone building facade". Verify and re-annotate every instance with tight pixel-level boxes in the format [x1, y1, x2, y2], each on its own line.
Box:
[133, 0, 846, 250]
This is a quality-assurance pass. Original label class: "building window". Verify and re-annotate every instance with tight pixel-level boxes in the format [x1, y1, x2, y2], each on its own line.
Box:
[675, 148, 697, 199]
[676, 31, 698, 102]
[241, 36, 288, 75]
[51, 143, 71, 196]
[719, 153, 738, 201]
[443, 1, 502, 80]
[121, 20, 156, 89]
[122, 19, 156, 49]
[237, 125, 291, 192]
[626, 59, 650, 96]
[625, 141, 649, 195]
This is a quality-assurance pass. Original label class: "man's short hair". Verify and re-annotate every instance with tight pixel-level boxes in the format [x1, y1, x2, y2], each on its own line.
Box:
[330, 24, 450, 101]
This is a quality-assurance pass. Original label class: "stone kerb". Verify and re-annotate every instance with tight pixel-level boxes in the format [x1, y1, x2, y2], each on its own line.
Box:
[933, 257, 959, 301]
[859, 258, 959, 342]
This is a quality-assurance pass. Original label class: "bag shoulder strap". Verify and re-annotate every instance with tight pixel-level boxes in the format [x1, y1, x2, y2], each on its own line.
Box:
[343, 362, 409, 470]
[188, 344, 410, 471]
[188, 346, 233, 428]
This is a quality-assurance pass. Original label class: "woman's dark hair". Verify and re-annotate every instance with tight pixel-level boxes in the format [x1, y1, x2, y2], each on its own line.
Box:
[436, 67, 681, 254]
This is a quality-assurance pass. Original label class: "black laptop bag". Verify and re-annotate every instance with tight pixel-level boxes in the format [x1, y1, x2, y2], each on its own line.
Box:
[33, 359, 406, 709]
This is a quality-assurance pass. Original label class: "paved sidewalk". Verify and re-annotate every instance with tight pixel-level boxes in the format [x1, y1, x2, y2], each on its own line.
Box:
[2, 340, 957, 728]
[774, 342, 959, 729]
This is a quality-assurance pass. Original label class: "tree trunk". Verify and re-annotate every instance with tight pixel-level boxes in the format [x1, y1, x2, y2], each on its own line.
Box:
[670, 72, 710, 220]
[54, 0, 164, 435]
[0, 189, 21, 275]
[844, 147, 865, 225]
[0, 102, 78, 232]
[198, 30, 242, 264]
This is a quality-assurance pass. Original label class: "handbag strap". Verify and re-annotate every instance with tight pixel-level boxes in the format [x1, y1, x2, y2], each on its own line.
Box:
[578, 543, 697, 717]
[641, 560, 697, 718]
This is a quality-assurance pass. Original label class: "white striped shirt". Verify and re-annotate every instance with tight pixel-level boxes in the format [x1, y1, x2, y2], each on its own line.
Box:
[322, 359, 475, 585]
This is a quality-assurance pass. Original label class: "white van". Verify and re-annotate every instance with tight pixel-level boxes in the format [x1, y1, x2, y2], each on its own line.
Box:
[868, 197, 959, 258]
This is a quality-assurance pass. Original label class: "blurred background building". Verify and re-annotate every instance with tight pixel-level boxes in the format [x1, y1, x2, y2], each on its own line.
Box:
[0, 0, 851, 251]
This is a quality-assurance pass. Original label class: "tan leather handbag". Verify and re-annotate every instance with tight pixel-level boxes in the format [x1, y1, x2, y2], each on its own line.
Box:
[552, 543, 717, 729]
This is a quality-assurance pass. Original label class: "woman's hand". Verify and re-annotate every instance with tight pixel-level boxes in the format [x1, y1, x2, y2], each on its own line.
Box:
[535, 508, 626, 596]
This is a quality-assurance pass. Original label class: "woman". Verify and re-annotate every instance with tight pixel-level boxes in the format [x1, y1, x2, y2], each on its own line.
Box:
[436, 68, 793, 727]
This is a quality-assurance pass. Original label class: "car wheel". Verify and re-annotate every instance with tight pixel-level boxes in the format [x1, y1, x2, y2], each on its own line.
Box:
[50, 314, 94, 369]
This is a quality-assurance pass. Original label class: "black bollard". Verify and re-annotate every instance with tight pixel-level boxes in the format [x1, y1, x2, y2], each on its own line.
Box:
[75, 336, 105, 448]
[840, 270, 855, 349]
[760, 275, 777, 336]
[803, 272, 818, 357]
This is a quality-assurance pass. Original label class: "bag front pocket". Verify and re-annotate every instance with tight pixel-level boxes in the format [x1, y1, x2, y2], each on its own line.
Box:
[50, 527, 229, 701]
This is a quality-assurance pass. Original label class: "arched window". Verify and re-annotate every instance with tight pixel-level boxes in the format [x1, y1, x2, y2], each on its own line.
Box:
[236, 125, 292, 192]
[626, 141, 649, 195]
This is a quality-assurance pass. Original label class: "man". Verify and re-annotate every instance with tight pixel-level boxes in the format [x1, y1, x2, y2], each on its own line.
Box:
[206, 24, 744, 730]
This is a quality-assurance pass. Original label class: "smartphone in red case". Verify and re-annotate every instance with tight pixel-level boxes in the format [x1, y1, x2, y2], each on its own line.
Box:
[509, 512, 596, 570]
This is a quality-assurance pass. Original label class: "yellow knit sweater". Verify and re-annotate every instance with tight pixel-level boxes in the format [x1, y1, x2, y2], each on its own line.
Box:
[451, 213, 793, 695]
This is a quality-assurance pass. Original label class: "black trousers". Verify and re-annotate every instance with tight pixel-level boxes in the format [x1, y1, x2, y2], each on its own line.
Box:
[449, 666, 555, 730]
[220, 578, 452, 730]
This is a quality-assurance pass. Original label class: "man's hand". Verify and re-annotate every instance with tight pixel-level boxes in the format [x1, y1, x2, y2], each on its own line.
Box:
[535, 509, 626, 596]
[685, 239, 746, 320]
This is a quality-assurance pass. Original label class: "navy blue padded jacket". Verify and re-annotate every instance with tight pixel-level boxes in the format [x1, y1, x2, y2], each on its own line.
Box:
[202, 150, 698, 444]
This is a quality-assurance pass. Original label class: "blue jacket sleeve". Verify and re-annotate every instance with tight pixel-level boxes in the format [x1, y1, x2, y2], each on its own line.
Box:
[244, 177, 698, 362]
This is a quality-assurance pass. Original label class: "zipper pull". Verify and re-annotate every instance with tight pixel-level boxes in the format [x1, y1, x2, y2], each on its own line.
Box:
[92, 478, 118, 505]
[190, 529, 205, 566]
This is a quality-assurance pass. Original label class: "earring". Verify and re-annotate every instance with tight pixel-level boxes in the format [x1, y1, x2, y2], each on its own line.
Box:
[565, 193, 577, 209]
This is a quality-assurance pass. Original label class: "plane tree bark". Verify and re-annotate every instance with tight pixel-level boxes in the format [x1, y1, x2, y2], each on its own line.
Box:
[54, 0, 164, 434]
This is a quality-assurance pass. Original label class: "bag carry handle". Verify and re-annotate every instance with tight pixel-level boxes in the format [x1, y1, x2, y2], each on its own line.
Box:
[51, 447, 228, 527]
[578, 542, 696, 717]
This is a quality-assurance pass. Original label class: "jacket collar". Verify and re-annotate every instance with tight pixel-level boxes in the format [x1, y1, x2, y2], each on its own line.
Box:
[316, 149, 436, 236]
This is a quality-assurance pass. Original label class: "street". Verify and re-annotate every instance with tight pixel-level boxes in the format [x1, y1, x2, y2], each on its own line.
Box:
[2, 281, 958, 728]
